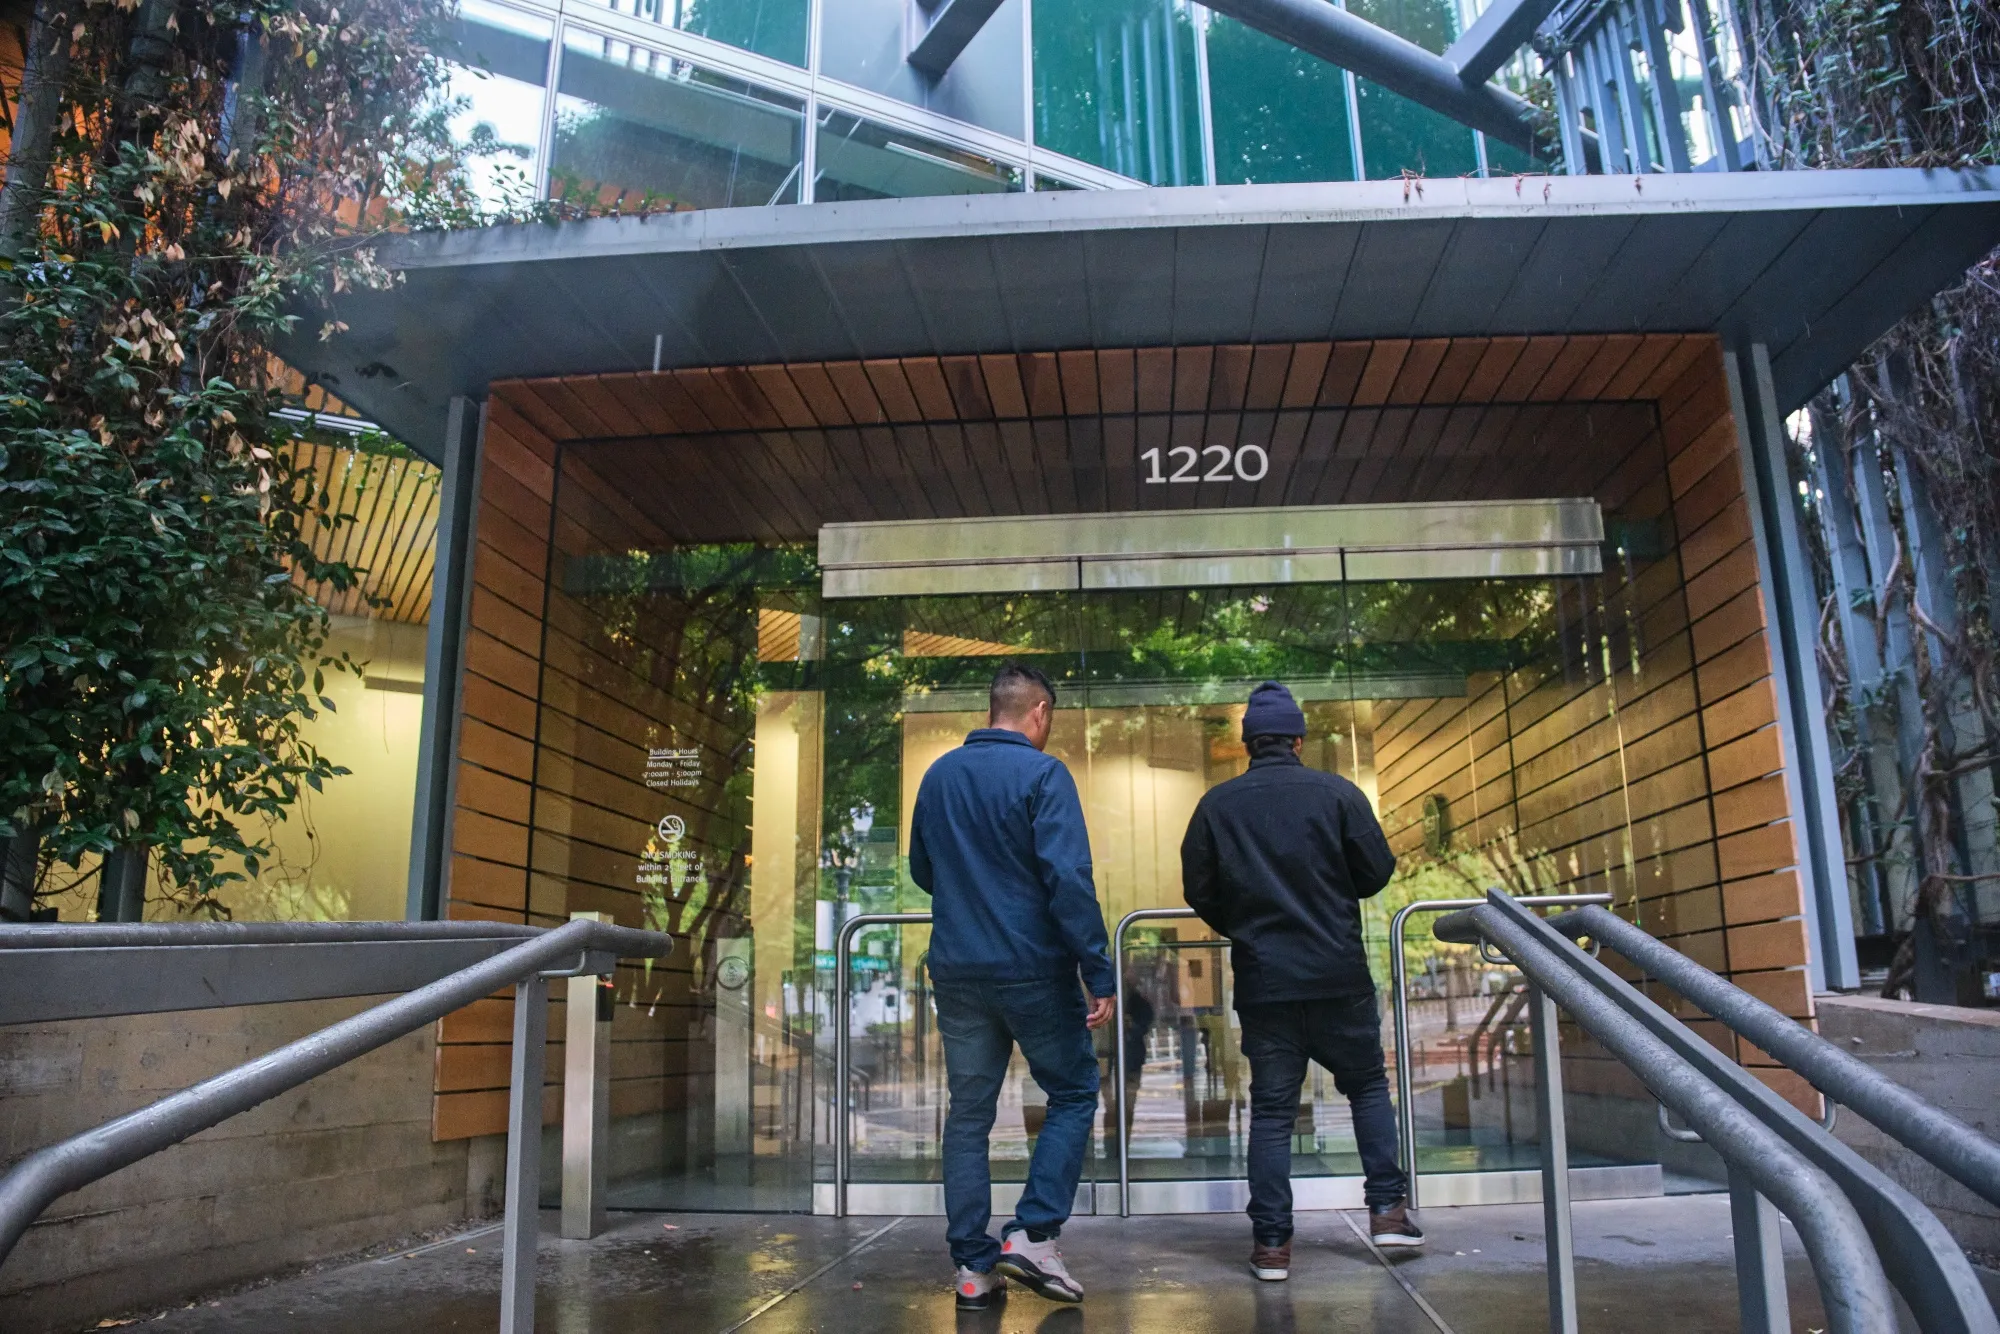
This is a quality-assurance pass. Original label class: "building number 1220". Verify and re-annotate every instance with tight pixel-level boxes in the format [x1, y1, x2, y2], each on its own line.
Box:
[1141, 444, 1270, 484]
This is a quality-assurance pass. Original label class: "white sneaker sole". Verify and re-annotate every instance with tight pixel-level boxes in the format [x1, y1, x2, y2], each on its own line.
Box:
[1371, 1232, 1427, 1248]
[1251, 1265, 1290, 1281]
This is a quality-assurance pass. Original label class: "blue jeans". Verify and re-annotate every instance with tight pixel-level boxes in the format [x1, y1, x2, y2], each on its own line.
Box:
[1239, 993, 1407, 1245]
[932, 976, 1101, 1272]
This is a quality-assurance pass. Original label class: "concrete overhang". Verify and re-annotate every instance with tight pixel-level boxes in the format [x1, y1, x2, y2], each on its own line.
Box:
[284, 168, 2000, 461]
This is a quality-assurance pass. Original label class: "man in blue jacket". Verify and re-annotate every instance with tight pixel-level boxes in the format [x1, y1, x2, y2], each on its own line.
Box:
[1181, 681, 1422, 1283]
[910, 663, 1116, 1311]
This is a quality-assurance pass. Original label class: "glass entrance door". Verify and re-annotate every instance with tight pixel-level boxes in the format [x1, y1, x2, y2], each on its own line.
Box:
[547, 511, 1677, 1215]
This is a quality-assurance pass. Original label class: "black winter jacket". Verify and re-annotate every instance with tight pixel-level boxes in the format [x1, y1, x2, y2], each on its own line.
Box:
[1180, 751, 1397, 1007]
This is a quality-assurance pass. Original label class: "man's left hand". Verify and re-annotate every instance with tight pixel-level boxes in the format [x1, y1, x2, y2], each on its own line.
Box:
[1084, 994, 1115, 1030]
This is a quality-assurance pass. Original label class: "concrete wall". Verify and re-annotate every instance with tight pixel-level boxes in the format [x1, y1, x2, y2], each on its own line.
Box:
[1816, 994, 2000, 1256]
[0, 998, 494, 1333]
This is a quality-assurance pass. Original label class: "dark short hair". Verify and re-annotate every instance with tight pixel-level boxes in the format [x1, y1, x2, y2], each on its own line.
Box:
[990, 662, 1056, 719]
[1248, 732, 1301, 759]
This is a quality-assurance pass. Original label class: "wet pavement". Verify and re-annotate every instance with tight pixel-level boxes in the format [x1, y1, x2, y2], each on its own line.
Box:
[128, 1194, 1840, 1333]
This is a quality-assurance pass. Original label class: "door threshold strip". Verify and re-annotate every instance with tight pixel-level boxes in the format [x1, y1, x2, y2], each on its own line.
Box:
[1340, 1210, 1456, 1334]
[719, 1215, 908, 1333]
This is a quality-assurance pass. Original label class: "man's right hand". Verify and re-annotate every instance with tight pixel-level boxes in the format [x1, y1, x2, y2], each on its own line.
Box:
[1084, 993, 1115, 1030]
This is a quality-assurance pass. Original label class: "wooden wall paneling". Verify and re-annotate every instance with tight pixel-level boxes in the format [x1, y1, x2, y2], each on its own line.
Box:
[938, 355, 994, 420]
[823, 362, 888, 425]
[1525, 337, 1603, 402]
[1631, 335, 1712, 402]
[1563, 334, 1646, 401]
[1023, 350, 1071, 417]
[1490, 336, 1566, 400]
[979, 352, 1031, 419]
[1205, 344, 1252, 411]
[1387, 339, 1450, 403]
[862, 359, 924, 422]
[1057, 350, 1102, 416]
[1421, 338, 1488, 405]
[1274, 342, 1326, 408]
[676, 368, 756, 432]
[788, 363, 857, 427]
[1317, 341, 1373, 406]
[1598, 334, 1681, 401]
[1245, 343, 1294, 410]
[499, 381, 585, 442]
[745, 365, 821, 429]
[1351, 340, 1409, 406]
[1458, 337, 1527, 403]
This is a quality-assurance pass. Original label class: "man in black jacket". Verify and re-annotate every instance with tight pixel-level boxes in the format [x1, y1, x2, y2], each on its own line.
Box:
[1181, 681, 1423, 1282]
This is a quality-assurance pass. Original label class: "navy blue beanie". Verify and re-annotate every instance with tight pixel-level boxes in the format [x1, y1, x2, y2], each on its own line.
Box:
[1242, 681, 1306, 740]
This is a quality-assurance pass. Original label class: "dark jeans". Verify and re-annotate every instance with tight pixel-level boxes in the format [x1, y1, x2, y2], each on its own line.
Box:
[1239, 993, 1407, 1245]
[933, 976, 1101, 1271]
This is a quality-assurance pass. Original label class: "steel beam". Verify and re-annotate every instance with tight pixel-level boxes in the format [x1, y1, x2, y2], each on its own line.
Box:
[408, 396, 486, 921]
[907, 0, 1007, 78]
[1444, 0, 1562, 86]
[1809, 398, 1897, 938]
[1726, 344, 1860, 992]
[1199, 0, 1542, 151]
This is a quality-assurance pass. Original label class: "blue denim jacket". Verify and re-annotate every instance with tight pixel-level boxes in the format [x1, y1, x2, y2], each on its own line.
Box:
[909, 728, 1116, 997]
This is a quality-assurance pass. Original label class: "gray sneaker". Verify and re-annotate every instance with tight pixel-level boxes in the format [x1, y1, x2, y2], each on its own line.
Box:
[995, 1231, 1084, 1303]
[954, 1265, 1005, 1310]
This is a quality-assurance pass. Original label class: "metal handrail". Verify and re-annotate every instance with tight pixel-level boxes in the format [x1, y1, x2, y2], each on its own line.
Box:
[0, 917, 672, 1334]
[1437, 891, 1997, 1334]
[1112, 906, 1203, 1217]
[833, 911, 932, 1218]
[1388, 892, 1611, 1209]
[1554, 904, 2000, 1209]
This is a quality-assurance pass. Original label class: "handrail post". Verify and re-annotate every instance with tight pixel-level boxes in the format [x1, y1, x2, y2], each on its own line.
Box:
[835, 917, 852, 1219]
[834, 912, 931, 1219]
[1729, 1163, 1790, 1333]
[1111, 906, 1198, 1217]
[561, 913, 611, 1241]
[1528, 980, 1577, 1334]
[500, 972, 549, 1334]
[1388, 892, 1610, 1211]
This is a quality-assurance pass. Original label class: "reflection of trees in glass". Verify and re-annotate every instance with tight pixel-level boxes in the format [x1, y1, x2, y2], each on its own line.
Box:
[675, 0, 809, 67]
[574, 543, 811, 1000]
[1032, 0, 1205, 184]
[1344, 0, 1477, 177]
[1354, 81, 1481, 178]
[1207, 17, 1356, 184]
[549, 103, 795, 213]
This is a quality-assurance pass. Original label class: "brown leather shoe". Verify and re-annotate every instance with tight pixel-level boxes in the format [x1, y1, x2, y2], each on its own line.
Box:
[1369, 1201, 1427, 1248]
[1250, 1239, 1291, 1281]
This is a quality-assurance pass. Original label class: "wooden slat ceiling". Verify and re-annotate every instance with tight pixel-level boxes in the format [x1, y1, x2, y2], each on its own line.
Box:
[292, 441, 440, 624]
[498, 335, 1704, 548]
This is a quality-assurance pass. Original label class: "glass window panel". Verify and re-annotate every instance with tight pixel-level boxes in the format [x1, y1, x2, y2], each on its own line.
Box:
[1032, 0, 1206, 186]
[1205, 14, 1356, 184]
[552, 31, 805, 212]
[1484, 133, 1556, 175]
[1033, 173, 1086, 191]
[812, 110, 1023, 202]
[441, 0, 552, 213]
[576, 0, 809, 69]
[1345, 0, 1479, 179]
[1355, 80, 1480, 178]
